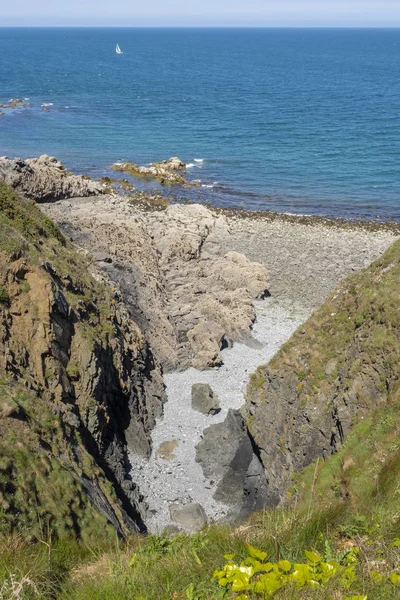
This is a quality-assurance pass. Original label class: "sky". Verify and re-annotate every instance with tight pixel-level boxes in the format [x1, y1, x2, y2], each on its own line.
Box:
[1, 0, 399, 27]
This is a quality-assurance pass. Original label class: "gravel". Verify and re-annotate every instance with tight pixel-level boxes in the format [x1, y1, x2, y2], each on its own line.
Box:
[129, 298, 304, 533]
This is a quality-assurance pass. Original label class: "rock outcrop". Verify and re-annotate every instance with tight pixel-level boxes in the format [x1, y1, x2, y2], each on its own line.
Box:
[112, 156, 188, 185]
[243, 239, 400, 503]
[196, 410, 271, 516]
[42, 199, 269, 370]
[0, 155, 105, 202]
[0, 184, 164, 539]
[0, 98, 29, 110]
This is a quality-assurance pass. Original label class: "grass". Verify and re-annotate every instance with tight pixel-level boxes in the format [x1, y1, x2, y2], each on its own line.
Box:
[0, 185, 400, 598]
[0, 285, 10, 306]
[0, 376, 116, 543]
[0, 392, 399, 599]
[0, 183, 64, 249]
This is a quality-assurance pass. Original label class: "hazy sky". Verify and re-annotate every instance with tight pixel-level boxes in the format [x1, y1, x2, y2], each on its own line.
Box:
[1, 0, 399, 27]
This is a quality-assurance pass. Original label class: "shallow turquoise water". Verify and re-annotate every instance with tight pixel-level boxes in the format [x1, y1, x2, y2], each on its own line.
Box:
[1, 27, 399, 219]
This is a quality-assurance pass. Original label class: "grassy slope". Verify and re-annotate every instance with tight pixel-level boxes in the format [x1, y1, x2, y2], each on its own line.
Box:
[242, 238, 400, 502]
[0, 184, 132, 544]
[4, 395, 399, 599]
[0, 188, 399, 599]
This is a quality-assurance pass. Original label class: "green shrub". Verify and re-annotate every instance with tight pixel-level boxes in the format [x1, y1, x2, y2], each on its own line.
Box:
[0, 285, 10, 306]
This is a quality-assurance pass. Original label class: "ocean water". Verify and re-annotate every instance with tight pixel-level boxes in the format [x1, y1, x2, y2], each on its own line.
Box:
[0, 27, 399, 220]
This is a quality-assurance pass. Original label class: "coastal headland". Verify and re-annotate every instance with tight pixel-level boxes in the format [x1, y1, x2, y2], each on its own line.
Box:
[1, 152, 400, 597]
[23, 156, 396, 532]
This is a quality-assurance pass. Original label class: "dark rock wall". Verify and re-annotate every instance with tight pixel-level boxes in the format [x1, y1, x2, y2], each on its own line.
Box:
[0, 186, 164, 537]
[243, 239, 400, 503]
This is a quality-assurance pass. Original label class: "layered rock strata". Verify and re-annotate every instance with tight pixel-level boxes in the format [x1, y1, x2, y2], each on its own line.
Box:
[42, 198, 269, 371]
[243, 239, 400, 504]
[0, 184, 164, 538]
[0, 155, 105, 202]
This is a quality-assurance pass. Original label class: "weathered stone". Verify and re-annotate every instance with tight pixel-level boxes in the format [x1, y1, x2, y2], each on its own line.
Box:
[0, 155, 105, 202]
[169, 503, 207, 533]
[196, 410, 269, 514]
[43, 199, 269, 371]
[112, 157, 188, 186]
[191, 383, 220, 415]
[156, 440, 178, 460]
[93, 252, 113, 263]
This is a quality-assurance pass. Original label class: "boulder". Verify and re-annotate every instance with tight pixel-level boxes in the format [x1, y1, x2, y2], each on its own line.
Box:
[112, 157, 188, 185]
[191, 383, 220, 415]
[196, 410, 270, 514]
[169, 503, 207, 533]
[156, 440, 178, 460]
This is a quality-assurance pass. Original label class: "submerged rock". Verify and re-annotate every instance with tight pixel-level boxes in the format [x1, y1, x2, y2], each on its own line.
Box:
[2, 98, 29, 109]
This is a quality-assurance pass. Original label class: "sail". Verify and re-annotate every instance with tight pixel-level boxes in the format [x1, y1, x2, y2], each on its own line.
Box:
[116, 43, 123, 54]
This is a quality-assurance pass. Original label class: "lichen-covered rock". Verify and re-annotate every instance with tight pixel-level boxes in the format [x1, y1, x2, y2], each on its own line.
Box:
[0, 155, 105, 202]
[243, 239, 400, 504]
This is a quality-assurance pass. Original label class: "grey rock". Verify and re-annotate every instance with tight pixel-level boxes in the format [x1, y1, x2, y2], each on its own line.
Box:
[43, 200, 269, 371]
[191, 383, 220, 415]
[196, 409, 269, 514]
[169, 503, 207, 533]
[0, 155, 105, 202]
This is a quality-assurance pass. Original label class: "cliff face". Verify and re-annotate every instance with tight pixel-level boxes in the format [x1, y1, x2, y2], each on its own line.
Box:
[0, 184, 164, 539]
[42, 198, 270, 371]
[243, 239, 400, 503]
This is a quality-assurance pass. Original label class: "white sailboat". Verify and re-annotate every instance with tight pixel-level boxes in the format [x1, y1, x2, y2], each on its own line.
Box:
[116, 43, 123, 54]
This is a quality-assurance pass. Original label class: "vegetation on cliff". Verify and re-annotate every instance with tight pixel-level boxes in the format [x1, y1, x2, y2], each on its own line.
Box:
[0, 184, 163, 543]
[2, 392, 400, 598]
[0, 183, 399, 599]
[245, 238, 400, 503]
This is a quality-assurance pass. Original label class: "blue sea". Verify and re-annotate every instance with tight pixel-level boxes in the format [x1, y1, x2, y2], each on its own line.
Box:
[1, 27, 400, 220]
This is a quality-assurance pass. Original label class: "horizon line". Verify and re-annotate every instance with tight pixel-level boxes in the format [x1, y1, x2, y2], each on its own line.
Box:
[1, 25, 400, 29]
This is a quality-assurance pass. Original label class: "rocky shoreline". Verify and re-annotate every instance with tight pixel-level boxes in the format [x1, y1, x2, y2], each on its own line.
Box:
[40, 188, 398, 531]
[1, 156, 399, 533]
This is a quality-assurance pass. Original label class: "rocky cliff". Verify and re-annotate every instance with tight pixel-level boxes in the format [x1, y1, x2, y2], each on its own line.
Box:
[0, 155, 105, 202]
[0, 183, 164, 539]
[42, 196, 269, 371]
[244, 239, 400, 503]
